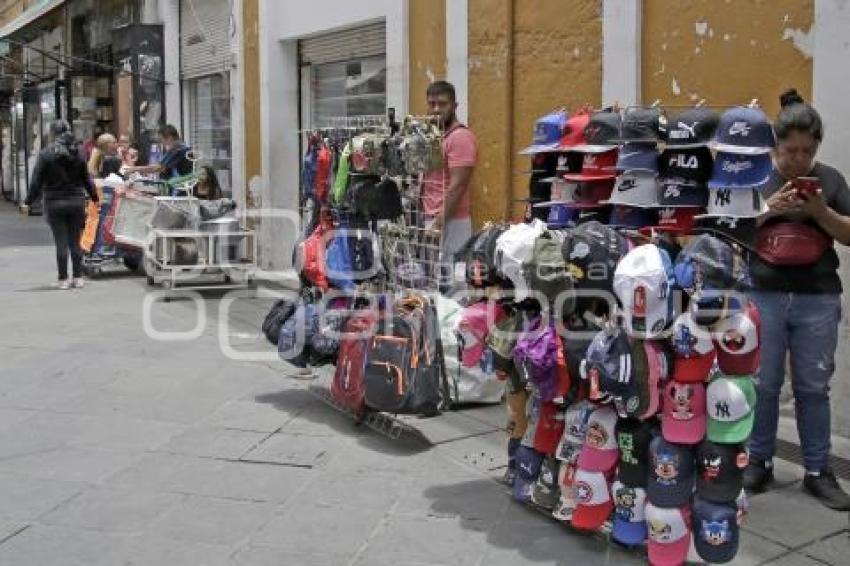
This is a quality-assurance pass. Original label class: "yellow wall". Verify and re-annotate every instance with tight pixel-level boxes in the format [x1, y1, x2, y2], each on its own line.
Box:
[408, 0, 446, 115]
[642, 0, 813, 119]
[468, 0, 603, 226]
[242, 0, 261, 208]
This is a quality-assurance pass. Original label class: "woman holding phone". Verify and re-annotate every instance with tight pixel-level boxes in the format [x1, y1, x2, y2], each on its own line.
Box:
[744, 89, 850, 510]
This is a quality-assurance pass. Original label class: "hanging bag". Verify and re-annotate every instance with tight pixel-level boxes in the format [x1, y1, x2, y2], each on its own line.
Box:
[755, 221, 832, 266]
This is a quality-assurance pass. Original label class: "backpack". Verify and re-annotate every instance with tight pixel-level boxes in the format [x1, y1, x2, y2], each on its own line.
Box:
[524, 230, 574, 309]
[495, 219, 547, 302]
[350, 133, 386, 175]
[295, 213, 332, 291]
[400, 117, 443, 175]
[332, 142, 351, 205]
[311, 308, 348, 360]
[278, 301, 320, 368]
[351, 177, 403, 221]
[262, 298, 298, 346]
[513, 317, 560, 402]
[314, 145, 332, 204]
[363, 294, 442, 415]
[302, 143, 318, 201]
[331, 310, 378, 419]
[457, 224, 509, 288]
[453, 300, 506, 368]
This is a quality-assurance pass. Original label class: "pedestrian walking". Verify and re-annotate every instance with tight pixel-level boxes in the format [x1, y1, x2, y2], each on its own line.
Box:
[21, 120, 98, 290]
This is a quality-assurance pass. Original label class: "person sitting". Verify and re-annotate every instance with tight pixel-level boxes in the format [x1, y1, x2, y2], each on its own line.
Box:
[193, 165, 223, 200]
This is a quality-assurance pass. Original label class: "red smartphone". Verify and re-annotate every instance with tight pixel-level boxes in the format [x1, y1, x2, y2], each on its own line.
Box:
[793, 177, 821, 196]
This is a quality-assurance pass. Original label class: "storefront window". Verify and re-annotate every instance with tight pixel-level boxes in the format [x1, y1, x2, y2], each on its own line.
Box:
[186, 73, 232, 194]
[309, 55, 386, 127]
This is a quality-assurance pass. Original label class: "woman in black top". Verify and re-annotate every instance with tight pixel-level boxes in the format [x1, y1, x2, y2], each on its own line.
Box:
[22, 121, 98, 289]
[193, 165, 223, 200]
[744, 90, 850, 510]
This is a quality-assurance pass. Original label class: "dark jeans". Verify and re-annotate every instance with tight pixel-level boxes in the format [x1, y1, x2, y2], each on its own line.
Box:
[45, 197, 86, 280]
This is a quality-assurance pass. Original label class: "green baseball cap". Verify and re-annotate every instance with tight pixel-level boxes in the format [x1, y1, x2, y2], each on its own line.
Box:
[706, 374, 757, 443]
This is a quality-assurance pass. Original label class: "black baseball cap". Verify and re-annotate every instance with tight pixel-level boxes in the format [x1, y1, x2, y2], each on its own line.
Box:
[659, 178, 710, 208]
[614, 107, 663, 144]
[695, 440, 748, 504]
[666, 107, 720, 148]
[692, 495, 740, 564]
[615, 418, 654, 488]
[647, 435, 696, 507]
[660, 146, 713, 184]
[572, 110, 622, 153]
[693, 216, 757, 251]
[561, 220, 629, 292]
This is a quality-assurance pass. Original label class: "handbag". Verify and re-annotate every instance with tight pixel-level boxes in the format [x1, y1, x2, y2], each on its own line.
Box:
[755, 221, 832, 266]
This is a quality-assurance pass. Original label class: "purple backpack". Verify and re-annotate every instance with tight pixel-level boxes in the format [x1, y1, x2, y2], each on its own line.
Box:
[513, 317, 559, 402]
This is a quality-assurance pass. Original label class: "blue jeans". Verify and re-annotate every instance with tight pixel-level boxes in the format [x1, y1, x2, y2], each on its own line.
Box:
[748, 291, 842, 472]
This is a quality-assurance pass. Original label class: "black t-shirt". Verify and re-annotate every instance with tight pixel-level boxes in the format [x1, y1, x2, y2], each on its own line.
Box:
[749, 162, 850, 293]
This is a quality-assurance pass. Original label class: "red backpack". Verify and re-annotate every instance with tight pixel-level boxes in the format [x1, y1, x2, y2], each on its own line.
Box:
[297, 211, 332, 290]
[331, 310, 378, 420]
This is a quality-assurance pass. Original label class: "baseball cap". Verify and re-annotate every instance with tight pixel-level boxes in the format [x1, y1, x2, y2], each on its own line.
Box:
[712, 300, 761, 375]
[556, 400, 595, 463]
[698, 186, 767, 218]
[673, 234, 739, 295]
[580, 328, 634, 400]
[454, 300, 506, 368]
[613, 339, 669, 420]
[513, 445, 544, 502]
[537, 180, 616, 208]
[571, 468, 614, 531]
[669, 311, 716, 382]
[693, 215, 757, 251]
[572, 110, 622, 153]
[660, 146, 713, 184]
[552, 460, 580, 521]
[556, 111, 592, 151]
[532, 455, 561, 510]
[604, 170, 661, 207]
[648, 435, 696, 507]
[533, 400, 566, 456]
[666, 107, 720, 148]
[661, 380, 707, 445]
[561, 220, 629, 293]
[546, 203, 578, 229]
[614, 244, 675, 339]
[696, 440, 749, 503]
[563, 150, 618, 181]
[519, 110, 568, 154]
[615, 106, 664, 144]
[617, 143, 660, 173]
[659, 179, 709, 208]
[615, 418, 654, 487]
[706, 375, 757, 444]
[646, 503, 692, 566]
[710, 106, 775, 155]
[692, 496, 740, 564]
[608, 205, 658, 229]
[708, 151, 772, 189]
[640, 207, 701, 235]
[578, 406, 620, 472]
[611, 481, 649, 545]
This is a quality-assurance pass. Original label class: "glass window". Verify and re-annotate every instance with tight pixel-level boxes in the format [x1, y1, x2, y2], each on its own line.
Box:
[309, 55, 386, 127]
[186, 73, 231, 195]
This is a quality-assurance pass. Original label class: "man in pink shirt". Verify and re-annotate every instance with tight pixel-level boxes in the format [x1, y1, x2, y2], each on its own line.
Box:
[421, 81, 477, 261]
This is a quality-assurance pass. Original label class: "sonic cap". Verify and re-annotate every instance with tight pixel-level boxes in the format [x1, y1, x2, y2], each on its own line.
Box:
[611, 481, 649, 546]
[696, 440, 749, 503]
[706, 375, 757, 444]
[648, 435, 696, 507]
[693, 495, 740, 564]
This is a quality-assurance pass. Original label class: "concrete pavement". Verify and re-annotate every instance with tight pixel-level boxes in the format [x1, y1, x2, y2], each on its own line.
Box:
[0, 201, 847, 565]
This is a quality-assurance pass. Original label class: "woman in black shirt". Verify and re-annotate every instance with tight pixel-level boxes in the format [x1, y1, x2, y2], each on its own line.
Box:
[745, 90, 850, 510]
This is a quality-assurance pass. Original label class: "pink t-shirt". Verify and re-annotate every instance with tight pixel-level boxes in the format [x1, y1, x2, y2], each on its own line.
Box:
[421, 124, 477, 219]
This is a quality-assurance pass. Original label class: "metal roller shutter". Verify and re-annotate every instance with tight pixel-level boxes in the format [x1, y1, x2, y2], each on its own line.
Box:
[298, 21, 386, 65]
[180, 0, 231, 79]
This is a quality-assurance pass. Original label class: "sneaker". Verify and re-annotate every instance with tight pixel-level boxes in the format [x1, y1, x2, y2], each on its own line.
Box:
[743, 458, 774, 493]
[56, 279, 71, 290]
[803, 469, 850, 511]
[72, 278, 85, 289]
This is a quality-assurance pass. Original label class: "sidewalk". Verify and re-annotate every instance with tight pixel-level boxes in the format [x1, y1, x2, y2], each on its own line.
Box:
[0, 201, 847, 565]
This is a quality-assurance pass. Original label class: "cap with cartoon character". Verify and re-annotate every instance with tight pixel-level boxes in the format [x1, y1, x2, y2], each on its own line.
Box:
[611, 481, 649, 546]
[647, 435, 696, 507]
[692, 495, 740, 564]
[645, 502, 692, 566]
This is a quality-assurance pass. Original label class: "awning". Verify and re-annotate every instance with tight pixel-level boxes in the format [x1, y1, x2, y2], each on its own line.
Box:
[0, 0, 65, 40]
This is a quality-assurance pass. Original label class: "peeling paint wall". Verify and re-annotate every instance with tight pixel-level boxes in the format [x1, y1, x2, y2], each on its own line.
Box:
[409, 0, 446, 115]
[642, 0, 813, 118]
[468, 0, 603, 226]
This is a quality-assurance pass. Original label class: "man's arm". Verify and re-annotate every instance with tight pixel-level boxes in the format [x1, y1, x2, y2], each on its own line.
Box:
[433, 165, 474, 230]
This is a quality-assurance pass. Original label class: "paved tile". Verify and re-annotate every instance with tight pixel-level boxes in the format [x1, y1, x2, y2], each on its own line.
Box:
[0, 474, 86, 521]
[742, 484, 850, 548]
[767, 551, 831, 566]
[395, 410, 499, 444]
[200, 400, 297, 433]
[685, 529, 789, 565]
[239, 431, 344, 468]
[23, 412, 185, 451]
[0, 446, 142, 484]
[289, 469, 407, 511]
[393, 477, 507, 529]
[231, 546, 344, 566]
[40, 487, 184, 534]
[800, 530, 850, 565]
[147, 495, 278, 546]
[98, 534, 232, 566]
[251, 501, 384, 556]
[157, 426, 268, 459]
[0, 525, 129, 566]
[431, 430, 506, 475]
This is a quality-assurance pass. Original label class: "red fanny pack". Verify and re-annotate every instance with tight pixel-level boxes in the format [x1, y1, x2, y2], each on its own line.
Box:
[755, 221, 832, 266]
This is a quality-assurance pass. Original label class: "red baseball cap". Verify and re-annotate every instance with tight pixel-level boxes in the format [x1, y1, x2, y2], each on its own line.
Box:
[669, 312, 716, 383]
[563, 149, 618, 182]
[639, 207, 701, 235]
[712, 301, 761, 376]
[661, 380, 708, 445]
[533, 400, 566, 456]
[557, 111, 592, 150]
[570, 468, 614, 531]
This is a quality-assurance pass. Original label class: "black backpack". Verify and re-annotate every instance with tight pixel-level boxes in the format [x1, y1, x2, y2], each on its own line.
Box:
[457, 224, 510, 288]
[262, 299, 297, 346]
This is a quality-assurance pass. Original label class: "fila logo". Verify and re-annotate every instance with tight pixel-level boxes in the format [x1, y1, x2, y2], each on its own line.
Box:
[715, 189, 732, 207]
[729, 121, 751, 137]
[670, 154, 699, 169]
[715, 401, 731, 418]
[722, 160, 753, 174]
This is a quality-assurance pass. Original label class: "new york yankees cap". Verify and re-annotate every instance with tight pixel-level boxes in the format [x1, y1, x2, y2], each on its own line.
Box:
[710, 106, 775, 155]
[708, 151, 772, 189]
[611, 481, 649, 545]
[660, 146, 713, 184]
[696, 440, 748, 503]
[648, 435, 696, 507]
[666, 107, 720, 148]
[697, 186, 768, 218]
[613, 244, 676, 339]
[692, 495, 740, 564]
[706, 374, 757, 444]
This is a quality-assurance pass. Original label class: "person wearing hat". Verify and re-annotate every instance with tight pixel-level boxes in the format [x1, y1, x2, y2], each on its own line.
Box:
[745, 89, 850, 511]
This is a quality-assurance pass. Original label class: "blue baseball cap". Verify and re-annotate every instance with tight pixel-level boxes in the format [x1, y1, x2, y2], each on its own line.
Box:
[660, 178, 709, 207]
[693, 495, 740, 564]
[647, 435, 696, 507]
[520, 111, 568, 154]
[608, 205, 658, 229]
[617, 143, 659, 173]
[710, 106, 775, 155]
[708, 152, 772, 189]
[611, 481, 649, 546]
[546, 203, 577, 228]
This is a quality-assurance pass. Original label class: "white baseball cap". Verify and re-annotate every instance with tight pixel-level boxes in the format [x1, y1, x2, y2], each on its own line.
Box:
[614, 244, 675, 338]
[646, 502, 692, 566]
